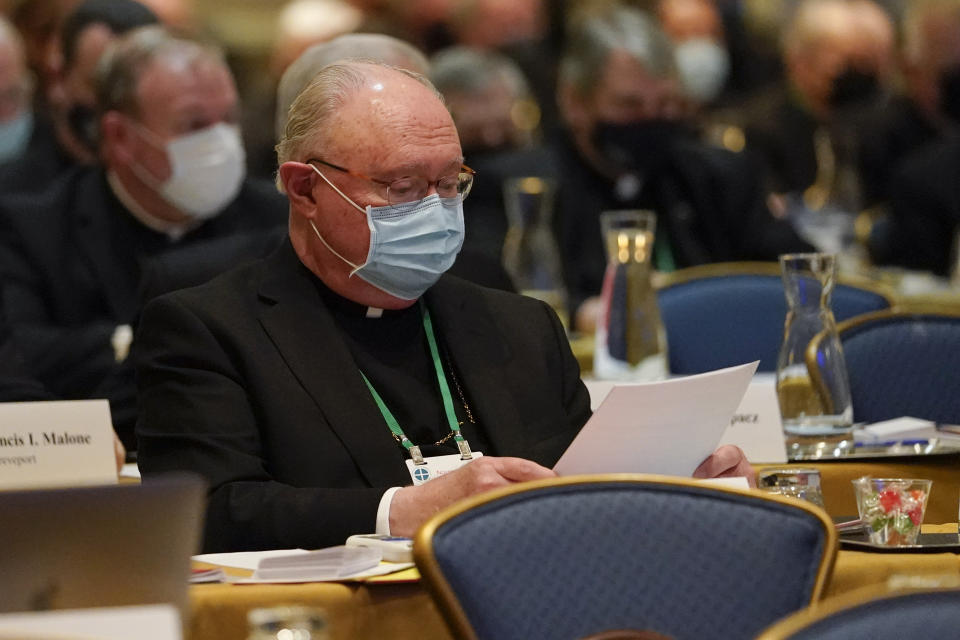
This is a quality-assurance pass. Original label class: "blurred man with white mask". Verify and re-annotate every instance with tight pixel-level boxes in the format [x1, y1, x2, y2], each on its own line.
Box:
[0, 26, 287, 450]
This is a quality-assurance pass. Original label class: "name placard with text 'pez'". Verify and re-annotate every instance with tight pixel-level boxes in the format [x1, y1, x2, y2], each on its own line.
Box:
[717, 379, 788, 463]
[0, 400, 117, 489]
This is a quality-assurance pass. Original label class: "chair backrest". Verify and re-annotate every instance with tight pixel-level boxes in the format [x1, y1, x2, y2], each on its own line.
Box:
[415, 475, 837, 640]
[807, 309, 960, 424]
[757, 587, 960, 639]
[656, 262, 894, 374]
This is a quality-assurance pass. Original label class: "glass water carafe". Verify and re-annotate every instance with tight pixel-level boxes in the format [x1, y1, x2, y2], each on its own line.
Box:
[502, 177, 566, 313]
[593, 210, 668, 381]
[776, 252, 853, 457]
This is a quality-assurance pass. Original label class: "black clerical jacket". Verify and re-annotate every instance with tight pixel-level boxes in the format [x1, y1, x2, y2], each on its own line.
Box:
[134, 240, 591, 552]
[0, 166, 288, 447]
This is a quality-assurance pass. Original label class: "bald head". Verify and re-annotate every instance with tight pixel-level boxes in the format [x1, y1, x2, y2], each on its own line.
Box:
[275, 34, 429, 139]
[782, 0, 893, 115]
[277, 61, 448, 190]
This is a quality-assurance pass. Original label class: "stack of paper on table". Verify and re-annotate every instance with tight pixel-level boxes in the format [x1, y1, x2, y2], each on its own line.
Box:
[193, 547, 415, 584]
[853, 417, 960, 445]
[251, 546, 381, 582]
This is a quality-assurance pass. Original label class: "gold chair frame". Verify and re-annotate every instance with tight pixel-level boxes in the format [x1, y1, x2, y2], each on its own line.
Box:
[654, 261, 897, 307]
[414, 474, 839, 640]
[806, 308, 960, 416]
[756, 584, 960, 639]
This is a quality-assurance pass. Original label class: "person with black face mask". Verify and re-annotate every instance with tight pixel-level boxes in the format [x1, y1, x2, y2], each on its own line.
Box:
[865, 2, 960, 275]
[552, 6, 811, 332]
[743, 0, 894, 212]
[0, 0, 158, 197]
[859, 0, 960, 209]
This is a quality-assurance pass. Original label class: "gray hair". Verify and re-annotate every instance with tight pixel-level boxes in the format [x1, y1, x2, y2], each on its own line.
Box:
[275, 60, 442, 192]
[95, 25, 226, 118]
[275, 34, 429, 139]
[559, 5, 676, 97]
[429, 45, 532, 101]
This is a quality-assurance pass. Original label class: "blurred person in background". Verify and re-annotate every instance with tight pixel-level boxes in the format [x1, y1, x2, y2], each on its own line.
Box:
[9, 0, 79, 110]
[0, 26, 287, 450]
[0, 0, 158, 195]
[138, 0, 197, 32]
[858, 0, 960, 208]
[743, 0, 895, 218]
[446, 0, 561, 134]
[242, 0, 363, 179]
[430, 45, 546, 273]
[658, 0, 731, 109]
[0, 16, 35, 164]
[866, 3, 960, 276]
[552, 4, 809, 332]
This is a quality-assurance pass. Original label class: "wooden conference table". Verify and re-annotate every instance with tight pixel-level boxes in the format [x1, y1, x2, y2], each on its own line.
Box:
[189, 523, 960, 640]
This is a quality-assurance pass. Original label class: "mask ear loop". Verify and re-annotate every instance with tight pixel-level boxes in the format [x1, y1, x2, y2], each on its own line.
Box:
[309, 219, 363, 274]
[307, 163, 370, 275]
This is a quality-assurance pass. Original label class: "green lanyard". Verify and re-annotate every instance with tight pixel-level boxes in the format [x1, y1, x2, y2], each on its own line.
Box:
[359, 305, 472, 465]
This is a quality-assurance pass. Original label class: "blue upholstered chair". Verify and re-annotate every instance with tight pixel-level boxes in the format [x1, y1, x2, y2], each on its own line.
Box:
[414, 475, 837, 640]
[656, 262, 894, 374]
[757, 587, 960, 639]
[807, 310, 960, 424]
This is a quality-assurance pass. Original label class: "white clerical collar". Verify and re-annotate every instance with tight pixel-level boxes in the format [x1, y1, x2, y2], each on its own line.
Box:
[106, 170, 198, 241]
[365, 306, 384, 318]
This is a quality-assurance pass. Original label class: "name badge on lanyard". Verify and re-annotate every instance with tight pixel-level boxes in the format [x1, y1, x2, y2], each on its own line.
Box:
[405, 451, 484, 485]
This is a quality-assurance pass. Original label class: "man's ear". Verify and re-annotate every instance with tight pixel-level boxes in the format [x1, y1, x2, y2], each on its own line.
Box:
[100, 111, 133, 166]
[557, 81, 590, 131]
[279, 161, 319, 219]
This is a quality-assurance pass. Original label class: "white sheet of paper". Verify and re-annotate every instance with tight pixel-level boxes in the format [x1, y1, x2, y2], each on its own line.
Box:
[0, 399, 117, 490]
[193, 549, 309, 571]
[556, 361, 758, 477]
[717, 379, 788, 463]
[235, 562, 415, 584]
[696, 477, 750, 489]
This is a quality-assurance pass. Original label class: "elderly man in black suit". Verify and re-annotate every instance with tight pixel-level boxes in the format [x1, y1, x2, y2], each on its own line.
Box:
[134, 60, 753, 553]
[0, 26, 287, 449]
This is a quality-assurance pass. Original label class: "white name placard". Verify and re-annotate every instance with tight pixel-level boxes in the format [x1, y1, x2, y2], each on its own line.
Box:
[717, 380, 787, 463]
[0, 400, 117, 489]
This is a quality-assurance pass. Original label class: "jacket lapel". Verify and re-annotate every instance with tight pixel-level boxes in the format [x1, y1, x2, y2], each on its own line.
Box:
[74, 172, 139, 321]
[257, 244, 410, 487]
[425, 276, 528, 457]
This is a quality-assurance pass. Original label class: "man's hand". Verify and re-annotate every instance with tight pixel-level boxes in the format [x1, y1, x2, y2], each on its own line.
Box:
[113, 433, 126, 473]
[693, 445, 755, 487]
[388, 456, 556, 537]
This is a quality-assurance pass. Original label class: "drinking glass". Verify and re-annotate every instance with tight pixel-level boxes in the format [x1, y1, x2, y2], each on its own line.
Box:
[248, 605, 329, 640]
[502, 177, 566, 312]
[776, 253, 853, 458]
[757, 468, 825, 508]
[852, 477, 931, 546]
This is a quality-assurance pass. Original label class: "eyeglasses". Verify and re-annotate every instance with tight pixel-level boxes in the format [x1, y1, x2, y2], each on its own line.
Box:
[307, 158, 475, 206]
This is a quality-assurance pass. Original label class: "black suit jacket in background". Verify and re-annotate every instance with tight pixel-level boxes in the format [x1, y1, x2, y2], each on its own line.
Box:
[0, 166, 288, 447]
[134, 241, 591, 552]
[869, 137, 960, 276]
[552, 132, 812, 315]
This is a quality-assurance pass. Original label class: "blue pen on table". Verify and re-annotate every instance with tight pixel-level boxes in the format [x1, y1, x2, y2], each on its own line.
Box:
[854, 439, 929, 447]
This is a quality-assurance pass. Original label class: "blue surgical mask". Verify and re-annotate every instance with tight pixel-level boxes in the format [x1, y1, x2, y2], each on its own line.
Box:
[0, 110, 32, 162]
[309, 164, 465, 300]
